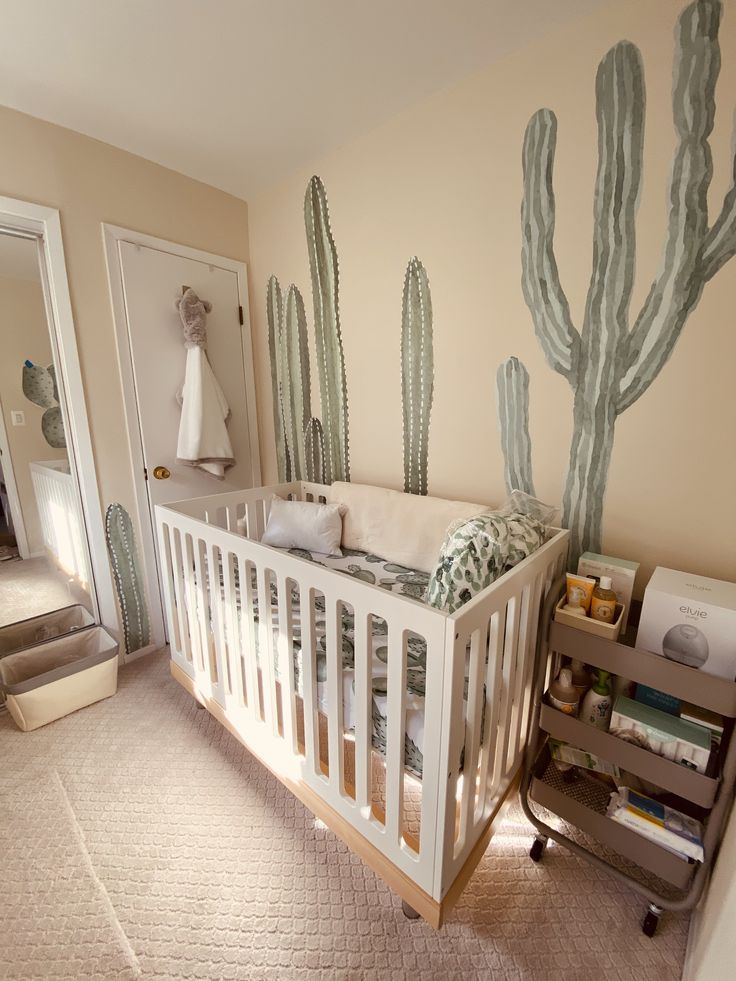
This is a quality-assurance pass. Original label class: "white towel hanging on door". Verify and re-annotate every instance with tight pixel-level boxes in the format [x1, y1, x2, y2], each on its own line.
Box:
[176, 344, 234, 479]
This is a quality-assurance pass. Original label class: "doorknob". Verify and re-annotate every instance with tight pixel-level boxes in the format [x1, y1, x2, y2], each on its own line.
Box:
[153, 466, 171, 480]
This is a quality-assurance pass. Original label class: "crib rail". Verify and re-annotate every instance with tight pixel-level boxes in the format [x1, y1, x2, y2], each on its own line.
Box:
[435, 528, 567, 899]
[155, 481, 569, 905]
[156, 482, 448, 895]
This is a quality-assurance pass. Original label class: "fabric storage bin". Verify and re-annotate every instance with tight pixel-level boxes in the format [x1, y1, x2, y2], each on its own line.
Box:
[0, 626, 118, 731]
[0, 604, 95, 657]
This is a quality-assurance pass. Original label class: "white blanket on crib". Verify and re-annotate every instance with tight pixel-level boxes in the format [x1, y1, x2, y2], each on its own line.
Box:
[176, 345, 235, 479]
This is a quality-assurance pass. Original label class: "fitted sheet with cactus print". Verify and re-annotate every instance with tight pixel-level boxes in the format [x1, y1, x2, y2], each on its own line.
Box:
[251, 546, 431, 778]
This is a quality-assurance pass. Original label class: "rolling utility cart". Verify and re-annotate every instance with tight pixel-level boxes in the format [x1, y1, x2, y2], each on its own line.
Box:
[521, 578, 736, 937]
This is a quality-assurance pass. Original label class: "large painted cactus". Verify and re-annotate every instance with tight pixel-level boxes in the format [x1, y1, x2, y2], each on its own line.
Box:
[498, 0, 736, 564]
[401, 257, 434, 495]
[280, 285, 312, 480]
[496, 357, 534, 497]
[266, 276, 290, 482]
[304, 176, 350, 484]
[105, 503, 150, 655]
[304, 416, 326, 484]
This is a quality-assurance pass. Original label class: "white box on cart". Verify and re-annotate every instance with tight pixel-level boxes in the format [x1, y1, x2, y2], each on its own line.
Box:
[636, 567, 736, 681]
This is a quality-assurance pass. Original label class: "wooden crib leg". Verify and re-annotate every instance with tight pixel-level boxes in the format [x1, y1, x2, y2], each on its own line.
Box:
[401, 901, 421, 920]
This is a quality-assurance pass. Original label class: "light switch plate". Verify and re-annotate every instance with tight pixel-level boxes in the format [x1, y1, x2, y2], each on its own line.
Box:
[10, 410, 25, 426]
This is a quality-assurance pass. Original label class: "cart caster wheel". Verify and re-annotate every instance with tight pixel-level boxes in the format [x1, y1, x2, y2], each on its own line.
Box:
[401, 901, 421, 920]
[642, 904, 662, 937]
[530, 835, 547, 863]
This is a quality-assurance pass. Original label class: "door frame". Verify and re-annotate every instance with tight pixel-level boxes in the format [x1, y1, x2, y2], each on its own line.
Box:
[0, 196, 117, 631]
[0, 389, 30, 558]
[102, 224, 261, 650]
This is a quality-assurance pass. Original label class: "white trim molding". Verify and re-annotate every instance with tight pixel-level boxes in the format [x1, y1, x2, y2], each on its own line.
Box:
[0, 195, 117, 635]
[102, 223, 261, 651]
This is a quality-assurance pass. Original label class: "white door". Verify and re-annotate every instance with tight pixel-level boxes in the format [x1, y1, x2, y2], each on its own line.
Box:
[113, 239, 259, 641]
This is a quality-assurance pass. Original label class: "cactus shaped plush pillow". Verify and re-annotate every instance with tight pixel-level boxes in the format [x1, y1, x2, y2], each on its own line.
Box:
[426, 511, 546, 613]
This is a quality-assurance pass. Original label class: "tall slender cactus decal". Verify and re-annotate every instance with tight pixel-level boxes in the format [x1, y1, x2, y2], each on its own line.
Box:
[266, 276, 290, 482]
[497, 0, 735, 564]
[304, 416, 326, 484]
[105, 503, 150, 655]
[401, 257, 434, 495]
[281, 285, 312, 480]
[305, 176, 350, 484]
[496, 358, 535, 496]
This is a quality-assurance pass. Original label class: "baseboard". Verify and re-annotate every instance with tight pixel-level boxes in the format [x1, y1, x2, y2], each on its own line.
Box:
[123, 642, 159, 664]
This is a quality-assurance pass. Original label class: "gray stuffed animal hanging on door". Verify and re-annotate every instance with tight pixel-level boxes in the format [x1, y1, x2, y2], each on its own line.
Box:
[175, 287, 211, 347]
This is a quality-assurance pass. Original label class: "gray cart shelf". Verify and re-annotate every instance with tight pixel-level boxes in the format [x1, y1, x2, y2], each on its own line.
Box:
[521, 577, 736, 937]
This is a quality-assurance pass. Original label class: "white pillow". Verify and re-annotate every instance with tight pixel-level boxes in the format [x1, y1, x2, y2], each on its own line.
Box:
[329, 481, 489, 574]
[261, 498, 344, 556]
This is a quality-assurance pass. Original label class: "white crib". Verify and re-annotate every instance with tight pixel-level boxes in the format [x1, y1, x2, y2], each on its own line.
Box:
[156, 481, 568, 926]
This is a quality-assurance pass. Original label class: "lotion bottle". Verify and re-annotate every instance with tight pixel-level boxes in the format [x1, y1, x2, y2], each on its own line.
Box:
[591, 576, 617, 623]
[580, 670, 613, 729]
[549, 668, 580, 716]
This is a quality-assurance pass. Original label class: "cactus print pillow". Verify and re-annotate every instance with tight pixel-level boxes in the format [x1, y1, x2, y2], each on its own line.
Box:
[425, 511, 546, 613]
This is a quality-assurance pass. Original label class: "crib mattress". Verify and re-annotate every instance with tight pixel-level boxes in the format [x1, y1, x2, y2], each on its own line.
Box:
[253, 546, 431, 778]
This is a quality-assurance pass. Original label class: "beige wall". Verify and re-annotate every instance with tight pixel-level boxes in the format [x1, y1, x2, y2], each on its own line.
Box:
[248, 0, 736, 593]
[0, 105, 250, 626]
[0, 275, 66, 553]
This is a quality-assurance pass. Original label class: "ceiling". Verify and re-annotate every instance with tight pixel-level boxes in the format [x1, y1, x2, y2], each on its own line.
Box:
[0, 0, 605, 199]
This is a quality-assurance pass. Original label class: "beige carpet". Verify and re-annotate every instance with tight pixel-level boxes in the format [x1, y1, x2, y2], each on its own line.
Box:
[0, 652, 689, 980]
[0, 556, 79, 628]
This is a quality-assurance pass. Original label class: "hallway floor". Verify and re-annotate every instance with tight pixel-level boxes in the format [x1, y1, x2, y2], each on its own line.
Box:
[0, 651, 689, 980]
[0, 555, 83, 627]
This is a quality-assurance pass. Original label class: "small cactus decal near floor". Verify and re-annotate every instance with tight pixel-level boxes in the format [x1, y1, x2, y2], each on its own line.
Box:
[401, 257, 434, 496]
[497, 0, 736, 565]
[105, 503, 150, 655]
[22, 361, 67, 449]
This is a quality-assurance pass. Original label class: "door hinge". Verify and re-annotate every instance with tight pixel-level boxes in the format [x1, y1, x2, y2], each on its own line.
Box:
[143, 467, 148, 481]
[238, 305, 244, 326]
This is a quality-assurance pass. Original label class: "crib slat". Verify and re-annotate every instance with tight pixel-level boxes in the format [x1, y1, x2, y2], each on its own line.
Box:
[277, 573, 297, 753]
[475, 612, 503, 821]
[505, 586, 531, 774]
[299, 587, 320, 776]
[205, 544, 227, 699]
[182, 534, 205, 674]
[325, 592, 344, 793]
[353, 609, 372, 810]
[245, 501, 259, 540]
[384, 623, 407, 848]
[222, 551, 242, 707]
[239, 556, 260, 718]
[193, 539, 216, 690]
[156, 523, 178, 654]
[460, 626, 487, 847]
[492, 596, 520, 793]
[170, 529, 191, 664]
[509, 576, 542, 771]
[256, 565, 279, 735]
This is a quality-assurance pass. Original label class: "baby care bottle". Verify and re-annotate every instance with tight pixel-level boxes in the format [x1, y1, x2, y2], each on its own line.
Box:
[580, 670, 613, 729]
[549, 668, 580, 716]
[569, 658, 591, 696]
[591, 576, 617, 623]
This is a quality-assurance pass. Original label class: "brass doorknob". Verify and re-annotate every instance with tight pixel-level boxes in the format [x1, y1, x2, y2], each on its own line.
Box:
[153, 466, 171, 480]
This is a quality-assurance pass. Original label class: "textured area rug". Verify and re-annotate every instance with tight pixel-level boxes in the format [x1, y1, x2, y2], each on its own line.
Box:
[0, 770, 140, 979]
[0, 651, 688, 980]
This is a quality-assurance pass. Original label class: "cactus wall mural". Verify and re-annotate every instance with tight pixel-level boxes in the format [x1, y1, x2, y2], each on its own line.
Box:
[497, 0, 736, 565]
[268, 176, 346, 484]
[268, 176, 436, 492]
[401, 257, 434, 496]
[105, 503, 150, 655]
